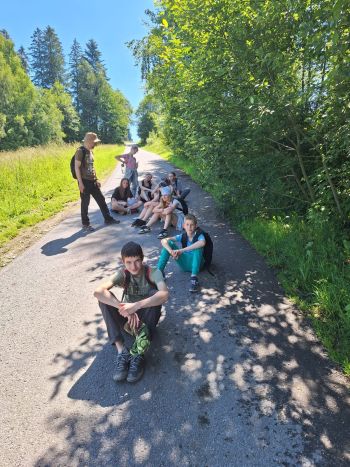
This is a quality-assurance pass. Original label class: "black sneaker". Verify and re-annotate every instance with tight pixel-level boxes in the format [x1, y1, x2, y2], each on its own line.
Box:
[82, 224, 94, 232]
[157, 229, 168, 239]
[131, 219, 145, 227]
[189, 276, 199, 293]
[127, 354, 145, 383]
[105, 216, 120, 225]
[113, 348, 130, 382]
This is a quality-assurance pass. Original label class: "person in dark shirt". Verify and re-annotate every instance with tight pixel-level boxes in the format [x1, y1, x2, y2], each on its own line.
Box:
[111, 178, 143, 214]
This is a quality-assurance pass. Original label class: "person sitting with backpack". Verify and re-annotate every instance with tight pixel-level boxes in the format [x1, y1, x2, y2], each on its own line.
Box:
[94, 241, 168, 383]
[157, 214, 211, 293]
[168, 171, 191, 201]
[111, 178, 143, 215]
[138, 186, 185, 239]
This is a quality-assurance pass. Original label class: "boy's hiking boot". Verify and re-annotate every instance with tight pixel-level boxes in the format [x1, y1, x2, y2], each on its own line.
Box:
[157, 229, 168, 239]
[113, 348, 130, 382]
[127, 354, 145, 383]
[138, 226, 151, 234]
[189, 276, 199, 293]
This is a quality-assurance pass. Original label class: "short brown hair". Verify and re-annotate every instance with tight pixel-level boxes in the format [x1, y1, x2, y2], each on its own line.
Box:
[121, 242, 144, 261]
[184, 214, 197, 225]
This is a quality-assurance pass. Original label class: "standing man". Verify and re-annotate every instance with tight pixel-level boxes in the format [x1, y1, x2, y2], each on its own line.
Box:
[75, 132, 119, 231]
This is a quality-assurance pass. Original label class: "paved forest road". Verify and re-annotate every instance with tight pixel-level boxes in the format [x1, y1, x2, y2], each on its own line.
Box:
[1, 148, 349, 467]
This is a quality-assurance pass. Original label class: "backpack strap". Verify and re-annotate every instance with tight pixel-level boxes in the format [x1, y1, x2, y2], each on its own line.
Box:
[144, 264, 157, 289]
[79, 146, 88, 165]
[181, 232, 187, 248]
[121, 269, 131, 302]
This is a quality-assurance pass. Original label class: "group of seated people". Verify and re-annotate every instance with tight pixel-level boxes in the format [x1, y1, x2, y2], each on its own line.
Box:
[111, 171, 190, 240]
[93, 165, 210, 384]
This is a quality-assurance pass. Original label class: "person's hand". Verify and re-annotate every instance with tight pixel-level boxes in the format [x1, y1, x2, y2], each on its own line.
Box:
[128, 313, 140, 333]
[78, 181, 85, 193]
[170, 249, 177, 258]
[96, 181, 101, 188]
[119, 302, 140, 316]
[173, 249, 183, 259]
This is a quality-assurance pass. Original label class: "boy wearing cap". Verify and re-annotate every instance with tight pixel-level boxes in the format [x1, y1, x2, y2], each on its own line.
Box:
[94, 241, 168, 383]
[75, 132, 119, 231]
[138, 186, 185, 239]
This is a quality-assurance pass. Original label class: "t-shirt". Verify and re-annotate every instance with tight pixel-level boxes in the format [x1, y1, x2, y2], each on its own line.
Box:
[111, 266, 164, 303]
[124, 154, 137, 169]
[75, 147, 96, 181]
[111, 186, 133, 202]
[175, 233, 205, 251]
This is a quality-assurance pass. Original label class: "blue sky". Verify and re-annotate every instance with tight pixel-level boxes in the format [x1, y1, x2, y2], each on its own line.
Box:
[2, 0, 155, 139]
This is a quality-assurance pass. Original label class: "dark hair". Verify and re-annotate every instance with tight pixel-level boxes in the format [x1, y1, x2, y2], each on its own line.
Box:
[121, 242, 144, 260]
[159, 177, 170, 188]
[119, 178, 132, 199]
[169, 171, 177, 178]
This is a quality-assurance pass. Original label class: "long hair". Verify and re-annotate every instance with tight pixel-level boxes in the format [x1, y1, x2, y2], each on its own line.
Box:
[119, 178, 132, 199]
[159, 194, 172, 209]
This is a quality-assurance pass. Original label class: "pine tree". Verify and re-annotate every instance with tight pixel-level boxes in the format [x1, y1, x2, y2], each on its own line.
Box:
[29, 28, 46, 87]
[0, 29, 11, 40]
[69, 39, 83, 110]
[17, 46, 29, 73]
[42, 26, 66, 87]
[84, 39, 107, 76]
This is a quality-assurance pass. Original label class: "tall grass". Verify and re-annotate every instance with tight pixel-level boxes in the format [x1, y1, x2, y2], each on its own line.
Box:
[0, 143, 124, 246]
[144, 138, 350, 374]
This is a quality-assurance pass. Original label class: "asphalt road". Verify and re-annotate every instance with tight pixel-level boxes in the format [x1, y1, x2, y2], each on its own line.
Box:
[0, 148, 349, 467]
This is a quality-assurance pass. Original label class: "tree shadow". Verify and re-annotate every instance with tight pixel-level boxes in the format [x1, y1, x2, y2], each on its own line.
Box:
[34, 153, 350, 466]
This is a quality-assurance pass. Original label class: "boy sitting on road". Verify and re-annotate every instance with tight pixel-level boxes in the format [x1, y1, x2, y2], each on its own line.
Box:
[94, 242, 168, 383]
[157, 214, 205, 293]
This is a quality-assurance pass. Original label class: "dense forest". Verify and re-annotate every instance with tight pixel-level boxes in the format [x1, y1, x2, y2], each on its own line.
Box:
[0, 28, 131, 150]
[132, 0, 350, 370]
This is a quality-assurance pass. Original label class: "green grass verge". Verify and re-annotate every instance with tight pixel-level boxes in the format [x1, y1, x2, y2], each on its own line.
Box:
[0, 143, 124, 246]
[144, 138, 350, 374]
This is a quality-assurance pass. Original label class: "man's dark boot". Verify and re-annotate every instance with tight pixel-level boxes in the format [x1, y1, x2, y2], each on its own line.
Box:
[113, 348, 130, 382]
[127, 354, 145, 383]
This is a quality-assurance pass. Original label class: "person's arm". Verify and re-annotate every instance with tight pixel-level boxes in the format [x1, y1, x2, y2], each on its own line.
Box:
[161, 236, 178, 256]
[163, 202, 177, 215]
[180, 239, 205, 252]
[153, 202, 164, 213]
[118, 281, 169, 316]
[93, 279, 121, 307]
[115, 154, 127, 163]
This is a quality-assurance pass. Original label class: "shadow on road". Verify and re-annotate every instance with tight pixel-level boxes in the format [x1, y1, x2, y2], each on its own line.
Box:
[41, 229, 89, 256]
[34, 154, 350, 466]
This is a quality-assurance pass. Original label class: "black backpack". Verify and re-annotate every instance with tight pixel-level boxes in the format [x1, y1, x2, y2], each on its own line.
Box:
[181, 228, 213, 270]
[175, 197, 189, 215]
[70, 146, 87, 179]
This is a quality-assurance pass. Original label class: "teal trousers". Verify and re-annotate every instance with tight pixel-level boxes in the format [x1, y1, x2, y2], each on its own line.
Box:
[157, 240, 204, 276]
